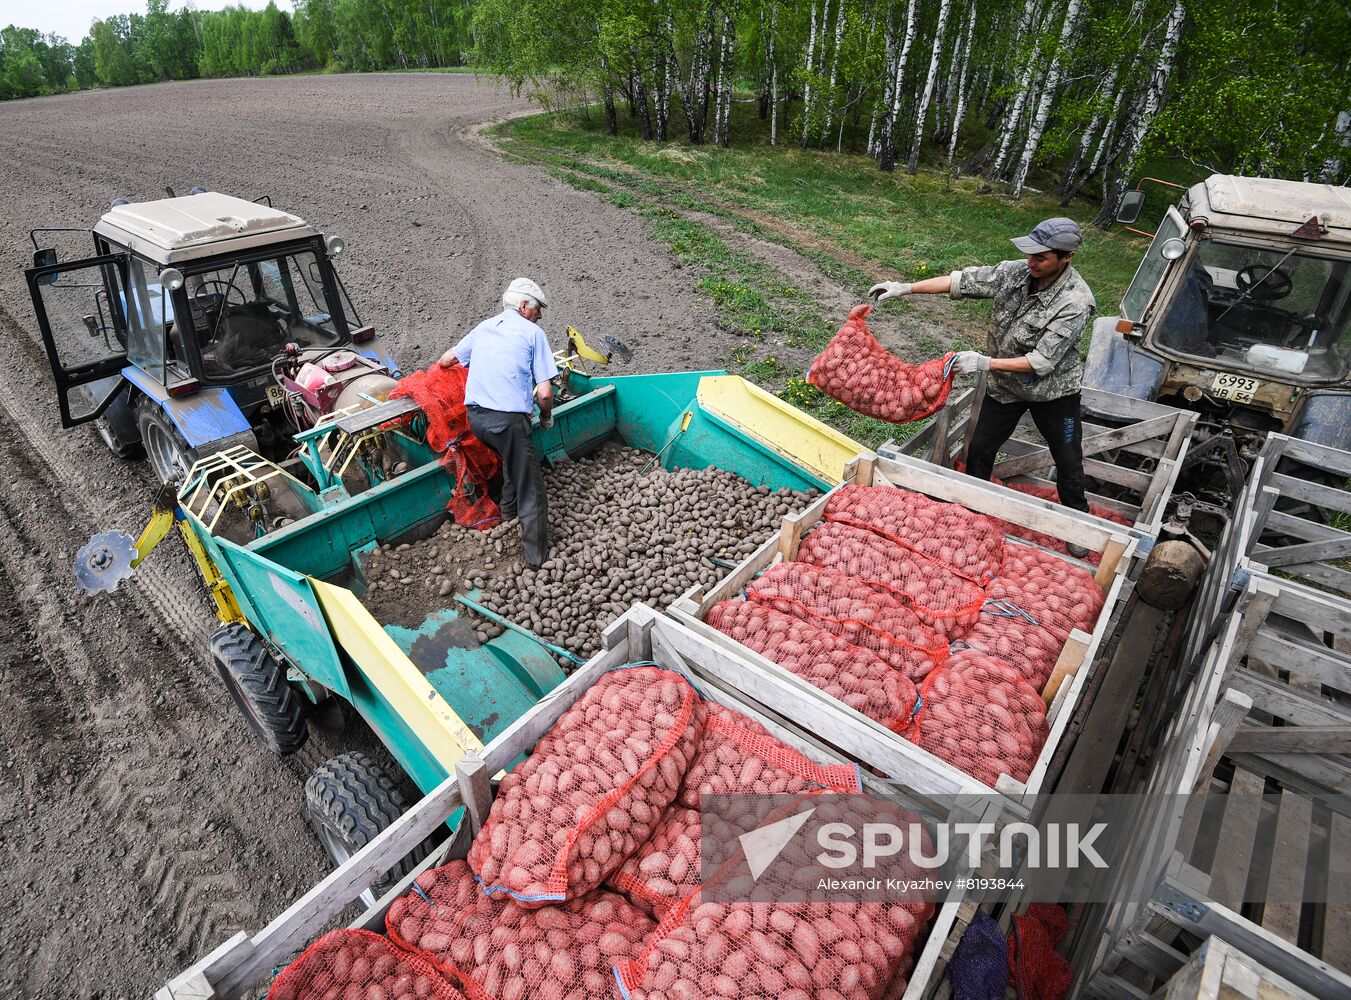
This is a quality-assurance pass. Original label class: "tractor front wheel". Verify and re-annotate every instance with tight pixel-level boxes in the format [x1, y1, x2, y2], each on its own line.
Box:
[304, 752, 436, 907]
[137, 397, 199, 485]
[209, 623, 308, 756]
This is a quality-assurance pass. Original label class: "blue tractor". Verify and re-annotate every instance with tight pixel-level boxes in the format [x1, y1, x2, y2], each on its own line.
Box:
[25, 190, 403, 484]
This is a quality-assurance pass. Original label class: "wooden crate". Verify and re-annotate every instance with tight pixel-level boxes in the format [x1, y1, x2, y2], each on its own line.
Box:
[1075, 584, 1351, 1000]
[892, 380, 1196, 538]
[1153, 936, 1318, 1000]
[1237, 434, 1351, 599]
[669, 450, 1135, 805]
[156, 605, 997, 1000]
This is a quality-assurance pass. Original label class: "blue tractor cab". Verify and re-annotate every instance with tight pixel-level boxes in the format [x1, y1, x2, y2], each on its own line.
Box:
[25, 191, 402, 484]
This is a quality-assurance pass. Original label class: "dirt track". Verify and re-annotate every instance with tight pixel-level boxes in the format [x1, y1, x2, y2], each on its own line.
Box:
[0, 73, 726, 999]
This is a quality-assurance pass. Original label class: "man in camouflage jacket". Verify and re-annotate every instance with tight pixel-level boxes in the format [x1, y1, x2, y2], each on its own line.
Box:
[869, 218, 1096, 555]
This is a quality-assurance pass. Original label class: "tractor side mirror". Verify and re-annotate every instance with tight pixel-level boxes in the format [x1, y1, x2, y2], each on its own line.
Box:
[33, 248, 58, 285]
[1116, 191, 1146, 225]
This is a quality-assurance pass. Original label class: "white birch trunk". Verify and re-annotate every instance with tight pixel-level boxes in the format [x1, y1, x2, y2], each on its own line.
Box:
[879, 0, 917, 170]
[987, 0, 1044, 180]
[768, 0, 779, 146]
[905, 0, 952, 171]
[868, 5, 897, 158]
[801, 0, 824, 145]
[1095, 0, 1185, 226]
[819, 0, 848, 149]
[947, 3, 976, 164]
[1009, 0, 1082, 195]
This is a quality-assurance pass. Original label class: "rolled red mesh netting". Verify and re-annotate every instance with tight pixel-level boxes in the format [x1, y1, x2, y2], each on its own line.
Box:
[824, 484, 1005, 583]
[744, 562, 947, 681]
[987, 544, 1104, 638]
[606, 804, 702, 918]
[677, 702, 862, 809]
[796, 521, 985, 640]
[390, 364, 502, 529]
[808, 304, 956, 424]
[388, 861, 653, 1000]
[267, 928, 467, 1000]
[467, 666, 704, 905]
[1007, 904, 1073, 1000]
[708, 599, 919, 732]
[903, 648, 1049, 787]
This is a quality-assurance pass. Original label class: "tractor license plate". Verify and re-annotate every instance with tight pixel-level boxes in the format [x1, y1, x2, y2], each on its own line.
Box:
[1211, 372, 1259, 403]
[265, 384, 285, 407]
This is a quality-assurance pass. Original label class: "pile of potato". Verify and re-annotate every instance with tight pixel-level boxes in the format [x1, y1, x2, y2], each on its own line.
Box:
[807, 304, 954, 425]
[267, 927, 466, 1000]
[467, 667, 704, 905]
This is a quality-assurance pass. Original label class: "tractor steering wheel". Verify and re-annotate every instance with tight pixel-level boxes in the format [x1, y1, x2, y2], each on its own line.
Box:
[194, 278, 248, 309]
[1234, 264, 1293, 302]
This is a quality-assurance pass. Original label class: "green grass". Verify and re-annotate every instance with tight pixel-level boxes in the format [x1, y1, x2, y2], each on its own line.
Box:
[493, 101, 1169, 448]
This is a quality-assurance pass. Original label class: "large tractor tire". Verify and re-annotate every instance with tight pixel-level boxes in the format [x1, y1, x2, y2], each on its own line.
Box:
[208, 623, 308, 756]
[137, 396, 200, 485]
[304, 752, 437, 906]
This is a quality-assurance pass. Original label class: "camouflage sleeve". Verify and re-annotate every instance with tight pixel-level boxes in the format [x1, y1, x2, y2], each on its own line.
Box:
[949, 260, 1021, 301]
[1026, 302, 1095, 375]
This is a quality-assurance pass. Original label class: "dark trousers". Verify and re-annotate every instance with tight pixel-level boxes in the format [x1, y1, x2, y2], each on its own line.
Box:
[966, 392, 1090, 513]
[467, 407, 549, 567]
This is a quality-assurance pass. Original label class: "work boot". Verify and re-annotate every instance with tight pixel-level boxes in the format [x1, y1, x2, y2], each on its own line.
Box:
[1067, 542, 1089, 559]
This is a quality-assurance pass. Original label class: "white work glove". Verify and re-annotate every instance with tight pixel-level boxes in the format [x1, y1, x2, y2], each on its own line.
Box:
[538, 412, 554, 430]
[952, 351, 991, 375]
[868, 281, 913, 302]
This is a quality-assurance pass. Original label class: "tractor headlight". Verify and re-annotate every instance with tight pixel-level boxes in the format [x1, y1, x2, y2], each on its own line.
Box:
[1160, 237, 1186, 261]
[326, 236, 346, 257]
[160, 267, 185, 291]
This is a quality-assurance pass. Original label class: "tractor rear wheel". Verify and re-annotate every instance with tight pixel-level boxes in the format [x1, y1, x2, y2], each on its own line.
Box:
[209, 623, 308, 756]
[304, 752, 436, 906]
[137, 397, 199, 485]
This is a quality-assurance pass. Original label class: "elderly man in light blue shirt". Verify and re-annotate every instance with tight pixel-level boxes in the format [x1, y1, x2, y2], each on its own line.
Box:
[438, 278, 559, 568]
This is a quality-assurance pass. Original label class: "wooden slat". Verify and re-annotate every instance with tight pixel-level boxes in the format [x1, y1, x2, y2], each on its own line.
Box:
[1268, 472, 1351, 517]
[1257, 537, 1351, 570]
[1269, 436, 1351, 478]
[1230, 668, 1351, 729]
[1208, 768, 1266, 911]
[1321, 813, 1351, 973]
[1228, 726, 1351, 754]
[1248, 632, 1351, 695]
[993, 413, 1179, 479]
[1261, 791, 1314, 945]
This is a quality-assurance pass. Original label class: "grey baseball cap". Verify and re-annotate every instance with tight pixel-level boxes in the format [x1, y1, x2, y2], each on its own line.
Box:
[1012, 217, 1083, 254]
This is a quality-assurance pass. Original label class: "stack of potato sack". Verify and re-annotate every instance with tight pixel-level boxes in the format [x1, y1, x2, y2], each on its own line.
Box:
[707, 485, 1105, 788]
[269, 668, 935, 1000]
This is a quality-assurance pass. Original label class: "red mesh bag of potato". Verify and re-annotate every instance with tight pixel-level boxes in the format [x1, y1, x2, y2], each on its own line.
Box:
[989, 544, 1104, 638]
[268, 928, 466, 1000]
[903, 649, 1049, 787]
[824, 484, 1004, 582]
[745, 562, 946, 681]
[614, 893, 933, 999]
[969, 473, 1132, 567]
[796, 521, 985, 640]
[708, 599, 919, 732]
[388, 861, 653, 999]
[808, 303, 956, 424]
[963, 611, 1068, 692]
[467, 666, 704, 905]
[607, 805, 703, 918]
[391, 364, 502, 530]
[677, 703, 862, 809]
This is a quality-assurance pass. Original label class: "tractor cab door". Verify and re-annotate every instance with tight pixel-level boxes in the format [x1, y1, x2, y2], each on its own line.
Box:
[25, 252, 132, 428]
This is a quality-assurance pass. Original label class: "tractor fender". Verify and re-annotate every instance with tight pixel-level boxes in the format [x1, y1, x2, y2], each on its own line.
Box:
[1083, 315, 1164, 400]
[1290, 392, 1351, 450]
[122, 366, 257, 451]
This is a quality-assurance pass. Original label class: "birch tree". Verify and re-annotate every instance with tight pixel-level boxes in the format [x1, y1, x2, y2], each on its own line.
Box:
[947, 2, 977, 164]
[905, 0, 952, 171]
[1094, 0, 1185, 226]
[818, 0, 848, 149]
[986, 0, 1045, 180]
[1009, 0, 1083, 195]
[878, 0, 917, 171]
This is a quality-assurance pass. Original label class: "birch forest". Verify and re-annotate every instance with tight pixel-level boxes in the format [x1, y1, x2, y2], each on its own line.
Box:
[472, 0, 1351, 219]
